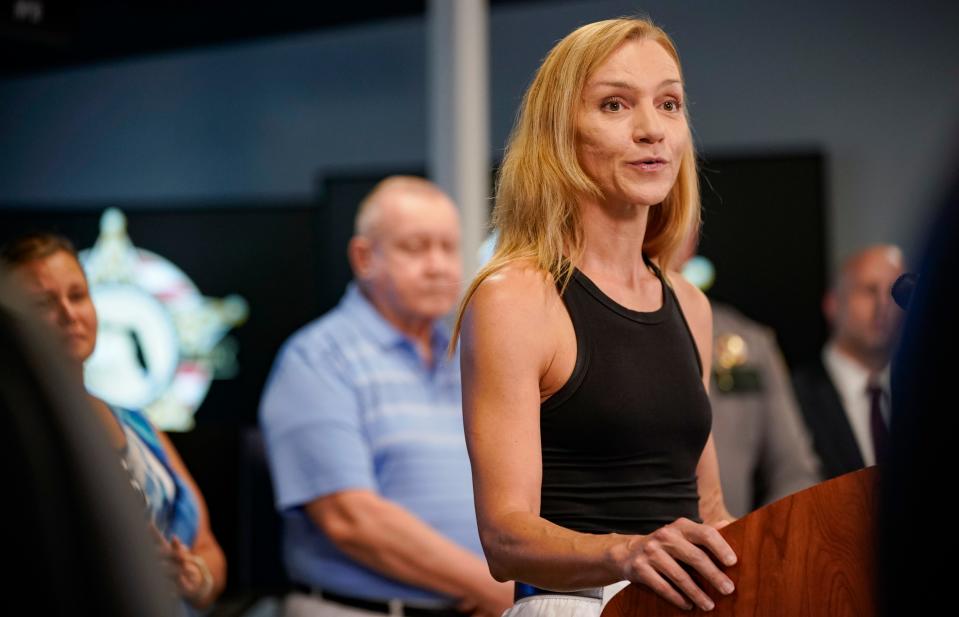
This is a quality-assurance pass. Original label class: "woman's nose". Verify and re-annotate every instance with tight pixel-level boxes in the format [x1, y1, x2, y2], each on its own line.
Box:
[633, 103, 665, 144]
[57, 297, 78, 325]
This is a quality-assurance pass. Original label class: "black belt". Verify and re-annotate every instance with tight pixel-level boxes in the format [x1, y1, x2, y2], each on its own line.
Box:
[514, 583, 604, 602]
[293, 584, 466, 617]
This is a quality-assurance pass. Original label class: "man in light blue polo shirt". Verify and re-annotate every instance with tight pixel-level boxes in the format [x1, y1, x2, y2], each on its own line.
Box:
[260, 176, 512, 617]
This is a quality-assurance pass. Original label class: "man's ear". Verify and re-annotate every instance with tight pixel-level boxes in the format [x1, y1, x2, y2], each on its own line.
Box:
[348, 236, 374, 280]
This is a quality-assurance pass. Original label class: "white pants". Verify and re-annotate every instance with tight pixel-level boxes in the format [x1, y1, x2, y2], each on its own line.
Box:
[283, 584, 628, 617]
[503, 582, 628, 617]
[282, 592, 459, 617]
[503, 595, 601, 617]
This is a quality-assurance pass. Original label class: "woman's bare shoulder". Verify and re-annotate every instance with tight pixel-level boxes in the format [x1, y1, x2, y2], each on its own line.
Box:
[463, 261, 565, 349]
[666, 269, 713, 333]
[667, 269, 708, 304]
[470, 260, 558, 311]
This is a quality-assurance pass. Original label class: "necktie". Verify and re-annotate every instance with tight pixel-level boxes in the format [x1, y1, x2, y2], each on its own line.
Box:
[867, 382, 889, 464]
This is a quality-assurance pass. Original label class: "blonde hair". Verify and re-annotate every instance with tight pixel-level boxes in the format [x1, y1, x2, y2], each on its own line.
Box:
[452, 16, 700, 341]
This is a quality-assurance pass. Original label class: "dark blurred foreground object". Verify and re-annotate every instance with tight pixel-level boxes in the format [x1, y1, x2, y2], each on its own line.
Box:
[0, 271, 179, 616]
[882, 167, 959, 616]
[890, 272, 918, 310]
[603, 468, 879, 616]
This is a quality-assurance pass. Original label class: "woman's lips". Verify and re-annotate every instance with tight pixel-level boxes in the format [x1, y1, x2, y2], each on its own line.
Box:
[65, 331, 89, 343]
[628, 159, 668, 172]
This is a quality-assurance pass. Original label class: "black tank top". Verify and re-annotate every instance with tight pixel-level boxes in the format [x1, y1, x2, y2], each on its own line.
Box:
[539, 257, 711, 535]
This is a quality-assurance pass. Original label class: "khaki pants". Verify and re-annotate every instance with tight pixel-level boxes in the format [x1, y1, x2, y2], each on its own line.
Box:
[283, 593, 386, 617]
[282, 592, 456, 617]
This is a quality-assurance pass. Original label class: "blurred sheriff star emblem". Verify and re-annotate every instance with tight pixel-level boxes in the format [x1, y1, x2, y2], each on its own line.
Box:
[713, 332, 763, 393]
[682, 255, 762, 394]
[79, 208, 248, 431]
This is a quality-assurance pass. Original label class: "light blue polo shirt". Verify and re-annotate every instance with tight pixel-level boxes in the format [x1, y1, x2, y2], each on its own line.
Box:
[259, 283, 481, 601]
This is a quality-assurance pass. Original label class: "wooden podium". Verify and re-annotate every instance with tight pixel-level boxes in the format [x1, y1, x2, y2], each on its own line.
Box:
[602, 467, 879, 616]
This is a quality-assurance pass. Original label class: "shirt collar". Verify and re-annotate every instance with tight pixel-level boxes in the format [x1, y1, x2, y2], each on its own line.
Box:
[340, 282, 452, 353]
[823, 341, 890, 395]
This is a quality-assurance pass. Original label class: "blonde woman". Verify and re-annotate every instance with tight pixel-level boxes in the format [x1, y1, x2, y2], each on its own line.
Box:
[455, 17, 738, 616]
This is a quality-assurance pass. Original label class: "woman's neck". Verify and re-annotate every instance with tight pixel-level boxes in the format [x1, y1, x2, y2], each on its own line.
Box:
[577, 198, 655, 287]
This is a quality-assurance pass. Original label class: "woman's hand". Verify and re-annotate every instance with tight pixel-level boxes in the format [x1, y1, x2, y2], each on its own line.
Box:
[150, 526, 214, 606]
[614, 517, 737, 612]
[168, 536, 215, 605]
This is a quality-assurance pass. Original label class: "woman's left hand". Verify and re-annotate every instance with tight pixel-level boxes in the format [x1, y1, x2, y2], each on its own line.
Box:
[167, 536, 215, 605]
[150, 526, 214, 605]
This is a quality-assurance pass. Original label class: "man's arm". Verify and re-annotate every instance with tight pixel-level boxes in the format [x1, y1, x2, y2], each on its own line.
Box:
[306, 490, 511, 615]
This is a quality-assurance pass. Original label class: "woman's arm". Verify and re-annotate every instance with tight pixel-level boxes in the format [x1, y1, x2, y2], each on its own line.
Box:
[462, 268, 736, 611]
[668, 273, 736, 526]
[462, 268, 619, 587]
[697, 435, 736, 527]
[157, 430, 227, 609]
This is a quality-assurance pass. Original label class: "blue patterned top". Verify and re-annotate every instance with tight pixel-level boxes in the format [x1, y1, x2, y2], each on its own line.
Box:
[113, 406, 200, 546]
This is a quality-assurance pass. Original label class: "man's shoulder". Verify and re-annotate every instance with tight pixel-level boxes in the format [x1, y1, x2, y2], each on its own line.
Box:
[260, 306, 373, 423]
[792, 356, 829, 384]
[712, 303, 781, 356]
[278, 304, 369, 364]
[791, 356, 838, 412]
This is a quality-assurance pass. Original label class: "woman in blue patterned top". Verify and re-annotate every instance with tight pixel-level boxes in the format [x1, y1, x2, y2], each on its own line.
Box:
[2, 232, 226, 611]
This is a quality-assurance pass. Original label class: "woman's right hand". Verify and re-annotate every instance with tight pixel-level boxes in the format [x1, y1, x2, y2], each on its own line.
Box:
[613, 517, 738, 612]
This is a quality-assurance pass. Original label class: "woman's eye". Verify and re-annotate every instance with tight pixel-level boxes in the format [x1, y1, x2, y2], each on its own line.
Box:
[663, 99, 682, 112]
[602, 99, 623, 112]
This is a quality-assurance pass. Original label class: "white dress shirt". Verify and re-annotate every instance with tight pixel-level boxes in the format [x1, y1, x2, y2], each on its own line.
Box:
[822, 342, 891, 466]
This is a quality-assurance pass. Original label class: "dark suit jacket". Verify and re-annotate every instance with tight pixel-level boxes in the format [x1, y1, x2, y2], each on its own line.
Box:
[792, 359, 866, 480]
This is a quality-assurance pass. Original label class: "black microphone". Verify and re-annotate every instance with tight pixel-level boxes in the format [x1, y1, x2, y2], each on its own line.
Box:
[891, 273, 918, 310]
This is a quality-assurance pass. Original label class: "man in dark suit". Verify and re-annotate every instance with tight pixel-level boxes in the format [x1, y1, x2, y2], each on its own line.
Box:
[793, 245, 905, 480]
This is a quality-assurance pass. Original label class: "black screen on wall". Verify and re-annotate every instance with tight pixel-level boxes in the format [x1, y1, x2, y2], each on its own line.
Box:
[696, 150, 828, 369]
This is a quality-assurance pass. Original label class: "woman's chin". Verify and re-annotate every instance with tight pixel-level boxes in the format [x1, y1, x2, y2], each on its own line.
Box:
[69, 344, 95, 367]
